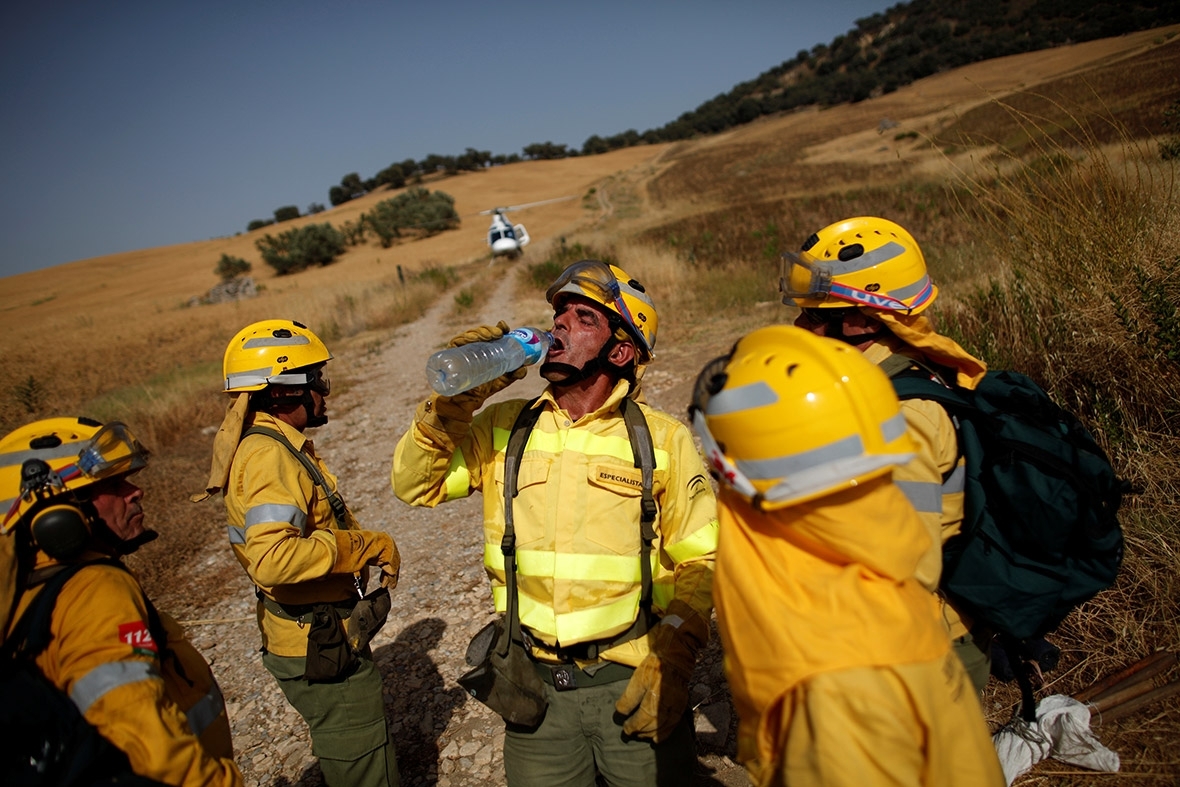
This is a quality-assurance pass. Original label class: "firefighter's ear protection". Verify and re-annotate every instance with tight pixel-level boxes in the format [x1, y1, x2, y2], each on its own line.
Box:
[20, 458, 95, 561]
[29, 503, 93, 560]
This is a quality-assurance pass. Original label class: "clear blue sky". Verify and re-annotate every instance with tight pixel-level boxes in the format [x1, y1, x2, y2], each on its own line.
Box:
[0, 0, 892, 279]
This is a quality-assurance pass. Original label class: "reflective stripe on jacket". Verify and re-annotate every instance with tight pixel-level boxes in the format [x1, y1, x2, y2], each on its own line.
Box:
[11, 558, 241, 787]
[224, 412, 361, 657]
[394, 380, 718, 667]
[864, 342, 970, 639]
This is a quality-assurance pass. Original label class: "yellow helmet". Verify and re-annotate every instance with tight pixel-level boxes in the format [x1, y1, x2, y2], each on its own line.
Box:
[0, 417, 150, 557]
[546, 260, 658, 362]
[223, 319, 333, 392]
[690, 325, 916, 510]
[780, 217, 938, 314]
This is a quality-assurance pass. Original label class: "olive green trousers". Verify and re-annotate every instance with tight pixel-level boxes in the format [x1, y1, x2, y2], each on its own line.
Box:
[264, 651, 400, 787]
[503, 671, 695, 787]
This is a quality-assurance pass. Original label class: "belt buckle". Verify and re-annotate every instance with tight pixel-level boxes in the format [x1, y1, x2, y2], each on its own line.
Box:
[551, 665, 577, 691]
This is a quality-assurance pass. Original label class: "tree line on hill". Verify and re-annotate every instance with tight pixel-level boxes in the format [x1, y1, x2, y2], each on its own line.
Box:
[245, 0, 1180, 232]
[231, 188, 460, 277]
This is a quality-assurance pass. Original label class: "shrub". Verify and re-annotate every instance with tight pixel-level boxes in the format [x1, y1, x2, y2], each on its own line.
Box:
[363, 187, 460, 248]
[374, 163, 406, 190]
[256, 223, 346, 275]
[273, 205, 300, 223]
[247, 218, 275, 232]
[340, 219, 367, 246]
[415, 265, 458, 290]
[453, 288, 475, 309]
[214, 254, 252, 281]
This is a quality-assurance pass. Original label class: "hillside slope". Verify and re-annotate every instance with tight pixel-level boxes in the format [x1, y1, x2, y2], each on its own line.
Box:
[2, 25, 1177, 787]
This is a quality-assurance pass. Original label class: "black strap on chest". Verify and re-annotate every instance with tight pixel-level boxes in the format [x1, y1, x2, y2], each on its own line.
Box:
[242, 426, 349, 528]
[502, 396, 658, 661]
[5, 558, 168, 663]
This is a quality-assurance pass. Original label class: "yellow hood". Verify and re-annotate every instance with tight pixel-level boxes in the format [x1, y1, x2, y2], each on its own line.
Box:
[192, 392, 250, 502]
[869, 310, 987, 389]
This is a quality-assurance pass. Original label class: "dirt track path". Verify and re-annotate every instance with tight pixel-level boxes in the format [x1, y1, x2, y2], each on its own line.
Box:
[178, 261, 748, 786]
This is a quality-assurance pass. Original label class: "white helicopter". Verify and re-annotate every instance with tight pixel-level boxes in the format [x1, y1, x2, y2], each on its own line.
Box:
[478, 196, 575, 258]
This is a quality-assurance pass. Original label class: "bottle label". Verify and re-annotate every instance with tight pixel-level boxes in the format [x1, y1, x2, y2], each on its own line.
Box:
[508, 328, 547, 365]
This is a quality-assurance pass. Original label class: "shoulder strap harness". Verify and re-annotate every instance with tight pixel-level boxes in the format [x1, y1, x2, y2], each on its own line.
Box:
[242, 426, 349, 528]
[502, 396, 657, 661]
[5, 559, 168, 664]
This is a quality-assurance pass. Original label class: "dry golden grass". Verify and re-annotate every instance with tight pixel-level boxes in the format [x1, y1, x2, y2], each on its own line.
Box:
[0, 146, 666, 441]
[4, 22, 1179, 782]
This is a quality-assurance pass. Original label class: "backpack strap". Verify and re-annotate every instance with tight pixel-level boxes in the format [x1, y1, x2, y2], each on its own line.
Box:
[6, 559, 168, 662]
[1, 559, 176, 787]
[242, 426, 349, 529]
[621, 396, 657, 623]
[500, 398, 545, 657]
[503, 396, 658, 661]
[880, 352, 956, 391]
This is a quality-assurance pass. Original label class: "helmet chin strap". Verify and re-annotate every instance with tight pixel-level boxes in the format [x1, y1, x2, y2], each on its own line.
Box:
[302, 392, 327, 428]
[812, 309, 885, 346]
[542, 336, 625, 388]
[92, 518, 159, 556]
[253, 388, 327, 428]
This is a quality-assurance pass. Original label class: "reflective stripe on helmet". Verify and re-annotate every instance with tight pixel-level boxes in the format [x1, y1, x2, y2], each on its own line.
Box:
[0, 440, 85, 470]
[739, 433, 867, 481]
[703, 381, 778, 417]
[242, 335, 311, 348]
[225, 367, 318, 391]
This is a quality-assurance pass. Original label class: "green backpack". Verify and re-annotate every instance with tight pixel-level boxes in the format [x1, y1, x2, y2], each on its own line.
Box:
[887, 364, 1126, 645]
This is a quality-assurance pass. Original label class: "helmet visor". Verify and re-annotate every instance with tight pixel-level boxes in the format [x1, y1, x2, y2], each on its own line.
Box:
[780, 250, 913, 311]
[546, 260, 623, 308]
[74, 422, 150, 482]
[779, 252, 832, 304]
[546, 260, 653, 357]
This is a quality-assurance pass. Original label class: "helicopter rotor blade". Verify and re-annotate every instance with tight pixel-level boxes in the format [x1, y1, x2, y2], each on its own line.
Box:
[475, 195, 576, 216]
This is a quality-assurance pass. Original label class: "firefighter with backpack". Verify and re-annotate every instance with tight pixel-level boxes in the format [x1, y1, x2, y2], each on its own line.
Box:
[779, 216, 1124, 698]
[780, 216, 996, 689]
[0, 416, 242, 786]
[691, 325, 1004, 786]
[196, 319, 402, 787]
[392, 260, 719, 786]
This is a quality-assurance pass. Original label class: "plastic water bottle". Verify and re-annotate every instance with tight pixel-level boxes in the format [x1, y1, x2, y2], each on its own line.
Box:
[426, 327, 553, 396]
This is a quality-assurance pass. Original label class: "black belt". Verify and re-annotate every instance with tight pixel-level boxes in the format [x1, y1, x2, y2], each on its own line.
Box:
[260, 595, 358, 623]
[534, 660, 634, 691]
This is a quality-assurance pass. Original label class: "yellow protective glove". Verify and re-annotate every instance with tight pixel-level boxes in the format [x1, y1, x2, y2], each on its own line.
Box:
[614, 601, 710, 742]
[415, 321, 527, 450]
[332, 529, 401, 589]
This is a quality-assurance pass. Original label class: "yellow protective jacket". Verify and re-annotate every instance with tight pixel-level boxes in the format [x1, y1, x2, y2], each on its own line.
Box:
[714, 479, 1003, 787]
[224, 412, 367, 658]
[864, 339, 969, 639]
[10, 551, 241, 787]
[393, 379, 718, 667]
